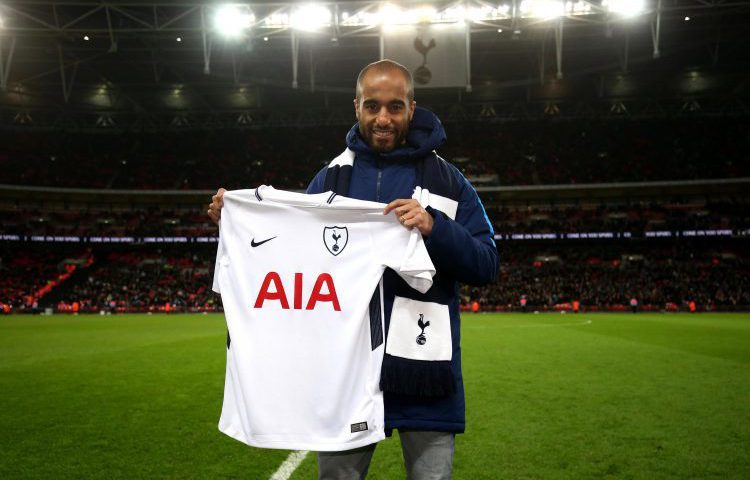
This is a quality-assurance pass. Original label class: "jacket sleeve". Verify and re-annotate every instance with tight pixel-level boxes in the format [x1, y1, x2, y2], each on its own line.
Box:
[306, 167, 327, 194]
[423, 175, 499, 286]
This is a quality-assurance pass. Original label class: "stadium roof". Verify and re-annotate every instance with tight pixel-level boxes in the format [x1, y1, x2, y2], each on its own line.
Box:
[0, 1, 748, 129]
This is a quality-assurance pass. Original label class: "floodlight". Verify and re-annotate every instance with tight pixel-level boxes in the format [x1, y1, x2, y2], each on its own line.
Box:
[520, 0, 565, 19]
[436, 5, 465, 23]
[684, 16, 690, 21]
[84, 35, 90, 41]
[290, 4, 332, 31]
[263, 13, 289, 28]
[379, 4, 404, 26]
[467, 6, 490, 21]
[214, 4, 255, 39]
[378, 3, 438, 27]
[409, 6, 438, 24]
[468, 5, 510, 22]
[566, 1, 592, 15]
[602, 0, 645, 17]
[341, 10, 378, 26]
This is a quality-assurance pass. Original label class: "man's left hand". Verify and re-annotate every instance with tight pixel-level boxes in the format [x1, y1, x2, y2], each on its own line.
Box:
[384, 199, 434, 237]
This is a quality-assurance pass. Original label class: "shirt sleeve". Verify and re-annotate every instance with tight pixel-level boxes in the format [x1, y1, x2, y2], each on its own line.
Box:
[423, 172, 499, 286]
[375, 219, 436, 294]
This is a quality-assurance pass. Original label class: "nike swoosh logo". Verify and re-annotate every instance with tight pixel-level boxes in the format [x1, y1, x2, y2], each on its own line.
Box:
[251, 236, 277, 248]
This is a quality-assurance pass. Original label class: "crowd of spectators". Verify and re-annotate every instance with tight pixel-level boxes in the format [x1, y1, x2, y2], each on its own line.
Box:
[55, 250, 217, 313]
[2, 198, 748, 239]
[2, 241, 748, 314]
[491, 200, 749, 235]
[2, 117, 748, 189]
[2, 116, 748, 313]
[0, 247, 89, 311]
[1, 206, 215, 238]
[463, 243, 750, 311]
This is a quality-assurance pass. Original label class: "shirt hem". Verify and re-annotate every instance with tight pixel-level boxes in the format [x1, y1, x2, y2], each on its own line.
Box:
[219, 426, 386, 452]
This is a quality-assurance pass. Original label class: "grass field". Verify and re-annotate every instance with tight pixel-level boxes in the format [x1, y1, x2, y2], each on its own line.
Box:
[1, 312, 748, 479]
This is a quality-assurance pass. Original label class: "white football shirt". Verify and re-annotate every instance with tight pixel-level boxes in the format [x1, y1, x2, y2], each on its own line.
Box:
[212, 186, 435, 451]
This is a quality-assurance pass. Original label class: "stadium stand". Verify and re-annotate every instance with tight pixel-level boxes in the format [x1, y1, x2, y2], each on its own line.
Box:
[0, 246, 92, 313]
[1, 121, 748, 314]
[1, 118, 748, 189]
[51, 249, 218, 314]
[2, 199, 747, 238]
[462, 241, 750, 312]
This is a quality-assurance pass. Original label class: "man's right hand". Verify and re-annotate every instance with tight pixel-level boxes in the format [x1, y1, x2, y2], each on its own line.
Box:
[207, 188, 226, 225]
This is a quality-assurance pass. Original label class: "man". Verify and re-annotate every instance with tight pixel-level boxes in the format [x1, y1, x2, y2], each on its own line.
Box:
[208, 60, 498, 479]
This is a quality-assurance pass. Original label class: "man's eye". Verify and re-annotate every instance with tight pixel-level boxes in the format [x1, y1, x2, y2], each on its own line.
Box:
[389, 105, 403, 112]
[365, 104, 378, 111]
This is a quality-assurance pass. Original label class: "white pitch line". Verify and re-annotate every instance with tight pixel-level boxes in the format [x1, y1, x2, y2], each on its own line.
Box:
[269, 450, 309, 480]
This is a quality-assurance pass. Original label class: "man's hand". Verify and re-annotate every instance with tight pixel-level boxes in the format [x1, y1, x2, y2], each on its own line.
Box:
[384, 198, 434, 237]
[207, 188, 226, 225]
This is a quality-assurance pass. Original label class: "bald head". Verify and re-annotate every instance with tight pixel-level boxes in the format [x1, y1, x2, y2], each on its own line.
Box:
[355, 59, 414, 103]
[353, 59, 416, 153]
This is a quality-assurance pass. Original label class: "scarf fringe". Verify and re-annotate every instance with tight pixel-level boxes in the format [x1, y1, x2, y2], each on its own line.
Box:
[380, 354, 455, 397]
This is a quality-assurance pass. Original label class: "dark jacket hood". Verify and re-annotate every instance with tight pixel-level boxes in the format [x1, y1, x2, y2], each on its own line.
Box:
[345, 106, 447, 161]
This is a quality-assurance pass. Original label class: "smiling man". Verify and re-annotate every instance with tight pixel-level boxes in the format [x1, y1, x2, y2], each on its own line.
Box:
[305, 60, 499, 480]
[208, 60, 498, 479]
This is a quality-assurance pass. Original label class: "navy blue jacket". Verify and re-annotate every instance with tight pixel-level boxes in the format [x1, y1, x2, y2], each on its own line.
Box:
[307, 107, 499, 433]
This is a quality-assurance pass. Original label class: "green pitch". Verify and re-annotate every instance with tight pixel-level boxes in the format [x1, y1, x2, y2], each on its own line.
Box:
[1, 313, 748, 479]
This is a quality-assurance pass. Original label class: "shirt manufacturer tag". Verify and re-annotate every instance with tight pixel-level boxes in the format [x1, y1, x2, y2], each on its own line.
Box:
[350, 422, 368, 433]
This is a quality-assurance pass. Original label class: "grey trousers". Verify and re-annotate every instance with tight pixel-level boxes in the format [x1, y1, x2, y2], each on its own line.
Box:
[317, 430, 455, 480]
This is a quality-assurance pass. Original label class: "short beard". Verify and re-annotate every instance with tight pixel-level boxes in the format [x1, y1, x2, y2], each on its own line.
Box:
[359, 124, 406, 153]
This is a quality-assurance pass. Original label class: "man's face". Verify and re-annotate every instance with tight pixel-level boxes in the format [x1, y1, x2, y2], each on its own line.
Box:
[354, 69, 416, 153]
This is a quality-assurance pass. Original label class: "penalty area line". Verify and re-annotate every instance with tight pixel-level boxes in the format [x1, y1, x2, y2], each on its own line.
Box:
[269, 450, 309, 480]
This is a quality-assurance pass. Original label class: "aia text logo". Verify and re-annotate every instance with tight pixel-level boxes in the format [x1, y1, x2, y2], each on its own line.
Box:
[254, 272, 341, 311]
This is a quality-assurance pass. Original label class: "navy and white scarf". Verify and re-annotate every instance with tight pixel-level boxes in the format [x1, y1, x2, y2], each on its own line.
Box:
[323, 147, 460, 397]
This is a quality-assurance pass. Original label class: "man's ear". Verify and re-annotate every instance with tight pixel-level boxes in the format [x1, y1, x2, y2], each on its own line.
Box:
[353, 98, 359, 117]
[408, 101, 417, 121]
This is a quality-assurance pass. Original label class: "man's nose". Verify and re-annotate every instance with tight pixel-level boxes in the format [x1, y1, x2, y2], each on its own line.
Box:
[375, 108, 390, 125]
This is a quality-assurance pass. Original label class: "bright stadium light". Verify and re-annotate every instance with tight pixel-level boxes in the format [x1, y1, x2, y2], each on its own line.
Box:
[214, 4, 255, 39]
[467, 4, 511, 22]
[263, 12, 289, 28]
[408, 6, 438, 24]
[378, 4, 444, 26]
[520, 0, 565, 19]
[343, 2, 509, 26]
[379, 3, 404, 26]
[602, 0, 645, 17]
[565, 1, 592, 15]
[438, 5, 466, 23]
[290, 4, 332, 31]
